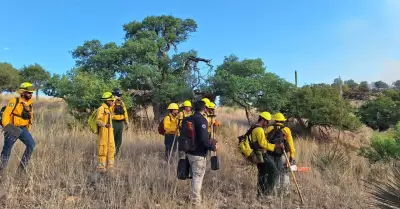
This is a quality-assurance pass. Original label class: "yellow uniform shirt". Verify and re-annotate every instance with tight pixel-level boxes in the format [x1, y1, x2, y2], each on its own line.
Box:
[1, 97, 33, 130]
[111, 100, 129, 123]
[163, 113, 179, 135]
[251, 126, 276, 152]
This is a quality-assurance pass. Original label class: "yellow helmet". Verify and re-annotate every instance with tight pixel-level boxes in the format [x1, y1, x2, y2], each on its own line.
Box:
[18, 82, 35, 93]
[274, 112, 286, 121]
[259, 112, 272, 121]
[208, 102, 216, 109]
[183, 100, 192, 107]
[167, 103, 179, 110]
[201, 98, 211, 108]
[102, 92, 116, 101]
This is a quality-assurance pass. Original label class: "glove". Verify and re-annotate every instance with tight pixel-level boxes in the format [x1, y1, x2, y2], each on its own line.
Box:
[124, 122, 129, 130]
[210, 138, 218, 145]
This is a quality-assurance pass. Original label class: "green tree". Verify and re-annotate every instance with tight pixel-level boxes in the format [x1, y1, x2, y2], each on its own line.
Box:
[70, 15, 207, 121]
[20, 63, 50, 100]
[357, 96, 400, 131]
[0, 62, 21, 93]
[344, 79, 358, 89]
[358, 81, 370, 92]
[392, 80, 400, 90]
[374, 80, 389, 90]
[287, 84, 361, 135]
[209, 54, 293, 124]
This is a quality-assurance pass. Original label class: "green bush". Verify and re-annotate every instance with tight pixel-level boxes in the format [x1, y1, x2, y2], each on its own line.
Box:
[359, 122, 400, 163]
[357, 96, 400, 131]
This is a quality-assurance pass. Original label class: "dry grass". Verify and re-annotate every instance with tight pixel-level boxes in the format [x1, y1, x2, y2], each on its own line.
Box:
[0, 98, 390, 209]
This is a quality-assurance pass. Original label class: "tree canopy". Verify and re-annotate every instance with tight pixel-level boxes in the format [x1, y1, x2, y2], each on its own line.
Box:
[20, 63, 50, 100]
[0, 62, 20, 93]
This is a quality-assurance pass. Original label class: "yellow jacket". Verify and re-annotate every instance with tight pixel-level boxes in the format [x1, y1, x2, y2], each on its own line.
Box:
[1, 97, 33, 130]
[266, 123, 296, 158]
[207, 115, 220, 133]
[251, 126, 276, 152]
[111, 100, 129, 123]
[178, 111, 193, 127]
[163, 113, 179, 135]
[96, 103, 113, 127]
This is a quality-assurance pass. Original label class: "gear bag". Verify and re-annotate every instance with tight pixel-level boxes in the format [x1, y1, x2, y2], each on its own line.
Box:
[178, 116, 196, 152]
[114, 104, 125, 115]
[237, 125, 264, 164]
[266, 124, 290, 155]
[88, 108, 102, 134]
[0, 97, 32, 127]
[158, 115, 172, 135]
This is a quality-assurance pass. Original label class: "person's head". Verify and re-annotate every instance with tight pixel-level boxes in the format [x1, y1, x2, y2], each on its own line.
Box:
[257, 112, 272, 127]
[274, 112, 286, 123]
[183, 100, 192, 112]
[102, 92, 116, 107]
[112, 88, 123, 100]
[167, 103, 179, 116]
[17, 82, 35, 100]
[194, 101, 207, 114]
[201, 98, 211, 114]
[208, 102, 216, 114]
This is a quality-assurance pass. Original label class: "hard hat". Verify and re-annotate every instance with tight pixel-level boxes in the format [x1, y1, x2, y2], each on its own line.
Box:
[201, 98, 211, 108]
[183, 100, 192, 107]
[112, 88, 122, 97]
[274, 112, 286, 121]
[167, 103, 179, 110]
[208, 102, 216, 109]
[102, 92, 116, 101]
[18, 82, 35, 93]
[259, 112, 272, 121]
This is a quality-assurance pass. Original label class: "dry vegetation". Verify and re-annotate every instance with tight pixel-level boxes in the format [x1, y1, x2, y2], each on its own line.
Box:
[0, 96, 390, 209]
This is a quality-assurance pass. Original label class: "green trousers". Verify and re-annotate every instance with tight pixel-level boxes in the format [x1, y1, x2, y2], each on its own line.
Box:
[112, 120, 124, 156]
[257, 153, 283, 196]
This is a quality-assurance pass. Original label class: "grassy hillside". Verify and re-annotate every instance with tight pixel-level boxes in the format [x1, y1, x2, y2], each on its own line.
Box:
[0, 97, 391, 209]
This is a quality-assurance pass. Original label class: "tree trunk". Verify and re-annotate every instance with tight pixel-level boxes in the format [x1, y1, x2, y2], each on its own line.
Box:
[152, 102, 165, 123]
[244, 107, 251, 126]
[36, 89, 39, 100]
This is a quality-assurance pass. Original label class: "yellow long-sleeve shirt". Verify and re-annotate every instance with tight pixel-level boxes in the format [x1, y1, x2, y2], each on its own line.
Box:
[266, 123, 296, 158]
[178, 111, 193, 127]
[251, 126, 276, 152]
[96, 103, 113, 127]
[163, 113, 179, 135]
[1, 97, 33, 130]
[111, 100, 129, 123]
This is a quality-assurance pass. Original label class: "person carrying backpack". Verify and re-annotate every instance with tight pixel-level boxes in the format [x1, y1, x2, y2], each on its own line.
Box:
[96, 92, 116, 172]
[247, 112, 284, 201]
[185, 100, 218, 206]
[111, 88, 129, 157]
[266, 112, 296, 195]
[178, 100, 193, 127]
[0, 82, 36, 173]
[163, 103, 180, 161]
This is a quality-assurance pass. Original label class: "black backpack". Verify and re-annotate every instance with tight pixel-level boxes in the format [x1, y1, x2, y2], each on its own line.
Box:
[114, 104, 125, 115]
[267, 124, 290, 153]
[178, 116, 196, 152]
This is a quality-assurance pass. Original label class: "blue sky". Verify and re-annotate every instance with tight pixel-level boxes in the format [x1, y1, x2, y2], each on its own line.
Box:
[1, 0, 399, 86]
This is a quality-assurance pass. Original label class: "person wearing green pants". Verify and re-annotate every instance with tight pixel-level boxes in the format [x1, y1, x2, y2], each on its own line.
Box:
[111, 88, 129, 157]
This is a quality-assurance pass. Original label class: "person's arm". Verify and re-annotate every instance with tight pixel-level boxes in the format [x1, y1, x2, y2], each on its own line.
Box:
[1, 98, 17, 127]
[254, 127, 275, 152]
[197, 117, 216, 151]
[283, 127, 296, 159]
[163, 115, 173, 133]
[28, 103, 33, 130]
[96, 106, 106, 127]
[122, 101, 129, 124]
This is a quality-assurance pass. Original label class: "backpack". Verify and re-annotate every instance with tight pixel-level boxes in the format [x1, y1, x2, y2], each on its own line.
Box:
[88, 108, 100, 134]
[158, 115, 172, 135]
[0, 97, 31, 127]
[178, 116, 196, 152]
[238, 125, 264, 164]
[114, 103, 125, 115]
[266, 124, 290, 154]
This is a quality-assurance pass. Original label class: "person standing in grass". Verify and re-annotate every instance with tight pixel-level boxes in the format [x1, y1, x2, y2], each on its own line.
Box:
[266, 112, 296, 195]
[96, 92, 116, 172]
[163, 103, 180, 161]
[111, 88, 129, 157]
[178, 100, 193, 127]
[186, 100, 218, 206]
[0, 82, 36, 173]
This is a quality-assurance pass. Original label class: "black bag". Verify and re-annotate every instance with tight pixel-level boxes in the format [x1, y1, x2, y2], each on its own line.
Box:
[177, 157, 190, 180]
[267, 125, 290, 155]
[210, 155, 219, 170]
[178, 116, 196, 152]
[114, 104, 125, 115]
